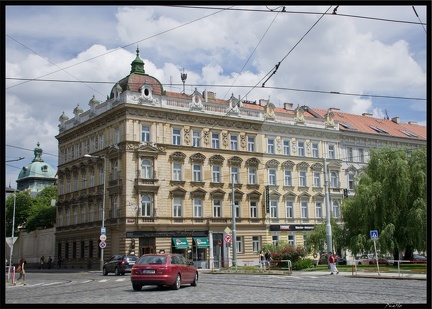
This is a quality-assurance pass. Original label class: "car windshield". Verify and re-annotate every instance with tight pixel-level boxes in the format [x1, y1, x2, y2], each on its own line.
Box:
[138, 255, 167, 264]
[126, 256, 137, 263]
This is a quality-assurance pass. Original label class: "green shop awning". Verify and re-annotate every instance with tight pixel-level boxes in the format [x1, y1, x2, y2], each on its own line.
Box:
[193, 237, 210, 248]
[172, 237, 189, 249]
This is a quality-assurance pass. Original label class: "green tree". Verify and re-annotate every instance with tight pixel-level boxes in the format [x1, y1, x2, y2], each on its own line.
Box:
[304, 217, 345, 256]
[341, 147, 426, 260]
[5, 190, 33, 236]
[26, 186, 57, 232]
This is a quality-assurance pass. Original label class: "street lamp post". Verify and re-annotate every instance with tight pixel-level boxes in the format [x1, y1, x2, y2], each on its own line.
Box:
[231, 173, 237, 268]
[84, 154, 106, 271]
[6, 156, 24, 282]
[324, 157, 333, 264]
[7, 189, 17, 282]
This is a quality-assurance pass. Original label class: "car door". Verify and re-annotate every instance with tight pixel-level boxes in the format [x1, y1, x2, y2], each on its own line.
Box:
[178, 255, 194, 282]
[107, 255, 119, 272]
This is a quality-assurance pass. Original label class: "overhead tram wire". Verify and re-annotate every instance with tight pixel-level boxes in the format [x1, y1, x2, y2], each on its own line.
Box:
[412, 6, 427, 33]
[6, 78, 426, 102]
[176, 5, 427, 26]
[6, 35, 106, 97]
[6, 6, 234, 91]
[221, 6, 284, 100]
[262, 5, 332, 87]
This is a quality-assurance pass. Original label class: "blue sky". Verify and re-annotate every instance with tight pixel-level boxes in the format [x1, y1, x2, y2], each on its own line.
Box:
[4, 4, 428, 187]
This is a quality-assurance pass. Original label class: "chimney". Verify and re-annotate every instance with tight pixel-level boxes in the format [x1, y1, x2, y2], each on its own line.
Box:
[259, 99, 269, 106]
[329, 107, 340, 111]
[284, 103, 294, 110]
[391, 117, 400, 124]
[362, 113, 373, 117]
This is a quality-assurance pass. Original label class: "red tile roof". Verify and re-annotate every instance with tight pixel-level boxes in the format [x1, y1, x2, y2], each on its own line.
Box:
[310, 108, 426, 140]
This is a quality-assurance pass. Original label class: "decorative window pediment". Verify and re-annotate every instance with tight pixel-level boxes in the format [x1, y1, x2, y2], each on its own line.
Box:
[346, 165, 357, 173]
[298, 191, 311, 198]
[228, 156, 243, 167]
[266, 159, 280, 168]
[247, 190, 262, 200]
[190, 153, 206, 163]
[297, 161, 310, 169]
[282, 160, 295, 169]
[169, 187, 187, 197]
[269, 190, 281, 197]
[209, 154, 225, 165]
[210, 189, 226, 198]
[190, 188, 207, 198]
[310, 163, 323, 170]
[284, 191, 297, 198]
[170, 151, 186, 162]
[245, 157, 260, 167]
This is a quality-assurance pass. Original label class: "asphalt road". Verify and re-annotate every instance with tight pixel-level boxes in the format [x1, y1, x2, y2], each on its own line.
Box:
[4, 269, 428, 306]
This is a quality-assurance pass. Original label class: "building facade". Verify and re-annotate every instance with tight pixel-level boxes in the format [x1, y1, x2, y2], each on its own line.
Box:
[55, 49, 426, 269]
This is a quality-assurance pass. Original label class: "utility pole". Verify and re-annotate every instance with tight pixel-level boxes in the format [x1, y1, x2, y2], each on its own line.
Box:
[231, 173, 237, 268]
[324, 157, 333, 261]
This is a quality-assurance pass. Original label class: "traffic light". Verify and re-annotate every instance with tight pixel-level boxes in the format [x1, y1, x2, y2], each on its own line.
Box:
[343, 188, 348, 198]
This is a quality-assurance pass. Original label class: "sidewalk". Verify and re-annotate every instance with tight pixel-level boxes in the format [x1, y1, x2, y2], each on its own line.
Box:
[205, 268, 427, 280]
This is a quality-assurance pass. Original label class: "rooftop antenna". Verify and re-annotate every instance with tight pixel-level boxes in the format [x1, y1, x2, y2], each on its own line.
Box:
[180, 68, 187, 94]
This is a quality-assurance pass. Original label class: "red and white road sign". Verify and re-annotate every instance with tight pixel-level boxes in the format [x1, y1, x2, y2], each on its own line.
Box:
[224, 234, 232, 243]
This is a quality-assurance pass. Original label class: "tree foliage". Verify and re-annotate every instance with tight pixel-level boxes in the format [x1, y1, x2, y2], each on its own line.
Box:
[26, 186, 57, 232]
[5, 186, 57, 235]
[5, 191, 33, 236]
[341, 147, 426, 260]
[304, 217, 345, 255]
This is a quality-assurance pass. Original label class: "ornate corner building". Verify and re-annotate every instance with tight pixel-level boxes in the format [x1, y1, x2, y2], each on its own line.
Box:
[55, 48, 426, 269]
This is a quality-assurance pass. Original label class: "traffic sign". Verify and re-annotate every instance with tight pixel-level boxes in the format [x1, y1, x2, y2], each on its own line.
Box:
[370, 230, 379, 240]
[99, 241, 107, 249]
[217, 240, 222, 247]
[99, 234, 107, 241]
[224, 234, 232, 243]
[224, 227, 231, 234]
[101, 227, 106, 235]
[5, 237, 18, 248]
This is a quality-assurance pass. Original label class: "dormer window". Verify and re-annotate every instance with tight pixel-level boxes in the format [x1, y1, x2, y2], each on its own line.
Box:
[141, 85, 153, 100]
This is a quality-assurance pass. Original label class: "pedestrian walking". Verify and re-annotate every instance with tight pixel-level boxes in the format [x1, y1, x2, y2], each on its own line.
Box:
[47, 256, 53, 269]
[15, 257, 27, 285]
[259, 250, 265, 271]
[329, 252, 339, 275]
[265, 251, 272, 269]
[39, 255, 45, 269]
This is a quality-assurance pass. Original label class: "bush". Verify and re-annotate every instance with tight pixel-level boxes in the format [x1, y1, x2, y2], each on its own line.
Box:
[292, 258, 314, 270]
[262, 241, 307, 266]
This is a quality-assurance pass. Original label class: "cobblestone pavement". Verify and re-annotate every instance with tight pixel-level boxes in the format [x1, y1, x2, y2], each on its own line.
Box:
[4, 268, 428, 305]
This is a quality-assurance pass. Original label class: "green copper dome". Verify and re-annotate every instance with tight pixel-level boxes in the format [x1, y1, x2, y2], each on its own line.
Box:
[17, 142, 57, 192]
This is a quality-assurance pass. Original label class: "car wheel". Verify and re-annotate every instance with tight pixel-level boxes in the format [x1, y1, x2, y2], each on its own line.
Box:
[103, 267, 108, 276]
[114, 267, 120, 276]
[191, 272, 198, 286]
[172, 274, 181, 290]
[132, 284, 142, 291]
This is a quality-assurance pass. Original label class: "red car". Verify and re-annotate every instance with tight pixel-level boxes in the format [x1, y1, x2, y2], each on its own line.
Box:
[131, 253, 198, 291]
